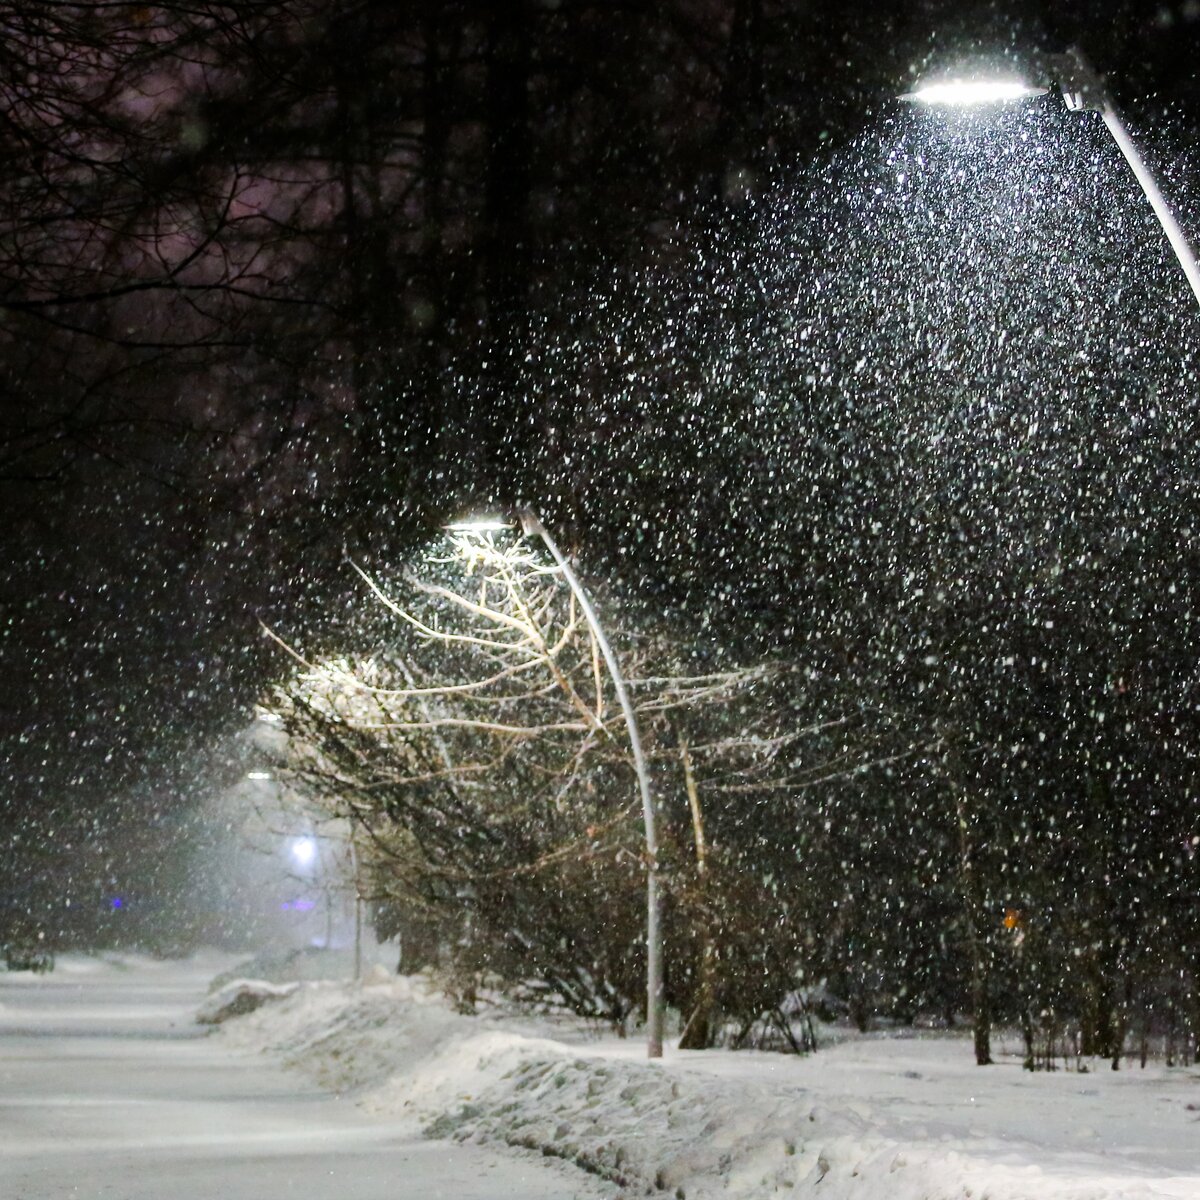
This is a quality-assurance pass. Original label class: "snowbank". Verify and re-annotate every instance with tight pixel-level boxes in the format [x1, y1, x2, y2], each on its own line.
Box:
[216, 977, 1200, 1200]
[196, 978, 299, 1024]
[206, 945, 395, 993]
[3, 949, 237, 984]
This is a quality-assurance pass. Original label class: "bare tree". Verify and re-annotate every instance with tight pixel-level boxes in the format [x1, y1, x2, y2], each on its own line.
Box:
[261, 528, 770, 1015]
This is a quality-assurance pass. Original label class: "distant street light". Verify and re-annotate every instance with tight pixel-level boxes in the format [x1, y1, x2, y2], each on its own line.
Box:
[289, 835, 317, 869]
[447, 508, 666, 1059]
[902, 46, 1200, 311]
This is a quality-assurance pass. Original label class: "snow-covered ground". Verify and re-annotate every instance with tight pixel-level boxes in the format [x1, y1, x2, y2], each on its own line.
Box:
[0, 953, 611, 1199]
[219, 968, 1200, 1200]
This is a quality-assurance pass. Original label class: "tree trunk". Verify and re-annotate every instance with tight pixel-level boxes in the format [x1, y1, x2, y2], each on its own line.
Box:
[481, 0, 532, 485]
[941, 720, 992, 1066]
[1020, 1005, 1036, 1071]
[716, 0, 765, 201]
[1080, 953, 1117, 1060]
[418, 0, 458, 477]
[677, 734, 720, 1050]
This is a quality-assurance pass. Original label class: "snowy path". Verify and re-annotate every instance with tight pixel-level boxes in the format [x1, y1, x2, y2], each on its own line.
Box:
[0, 956, 607, 1200]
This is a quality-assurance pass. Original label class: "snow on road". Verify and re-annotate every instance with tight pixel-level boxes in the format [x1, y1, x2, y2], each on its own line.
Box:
[0, 954, 611, 1199]
[222, 970, 1200, 1200]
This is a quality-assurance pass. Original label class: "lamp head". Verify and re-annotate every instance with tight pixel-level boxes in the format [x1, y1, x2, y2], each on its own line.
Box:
[445, 513, 520, 570]
[444, 515, 513, 535]
[900, 46, 1107, 113]
[900, 46, 1048, 108]
[900, 78, 1045, 106]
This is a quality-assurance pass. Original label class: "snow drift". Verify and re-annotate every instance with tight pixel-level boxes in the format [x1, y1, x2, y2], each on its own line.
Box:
[213, 974, 1200, 1200]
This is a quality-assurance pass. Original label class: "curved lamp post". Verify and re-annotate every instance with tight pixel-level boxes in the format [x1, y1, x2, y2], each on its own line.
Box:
[448, 509, 665, 1058]
[902, 46, 1200, 312]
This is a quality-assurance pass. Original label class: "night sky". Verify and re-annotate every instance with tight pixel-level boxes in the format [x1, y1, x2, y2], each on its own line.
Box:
[3, 0, 1200, 945]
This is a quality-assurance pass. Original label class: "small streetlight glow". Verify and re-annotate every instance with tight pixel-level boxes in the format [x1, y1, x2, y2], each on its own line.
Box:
[902, 79, 1046, 106]
[290, 836, 317, 867]
[445, 517, 512, 534]
[444, 515, 539, 575]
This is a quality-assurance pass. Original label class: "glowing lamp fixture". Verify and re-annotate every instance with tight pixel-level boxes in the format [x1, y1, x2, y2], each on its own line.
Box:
[445, 516, 511, 534]
[901, 79, 1044, 106]
[290, 836, 317, 868]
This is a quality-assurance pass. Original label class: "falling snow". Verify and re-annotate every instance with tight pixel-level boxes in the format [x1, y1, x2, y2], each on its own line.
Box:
[3, 5, 1200, 1197]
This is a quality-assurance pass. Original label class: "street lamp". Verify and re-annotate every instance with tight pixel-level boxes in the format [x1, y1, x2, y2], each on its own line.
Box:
[289, 835, 318, 869]
[447, 508, 666, 1059]
[902, 46, 1200, 311]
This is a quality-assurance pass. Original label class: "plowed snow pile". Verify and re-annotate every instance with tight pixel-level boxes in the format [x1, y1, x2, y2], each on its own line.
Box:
[217, 976, 1200, 1199]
